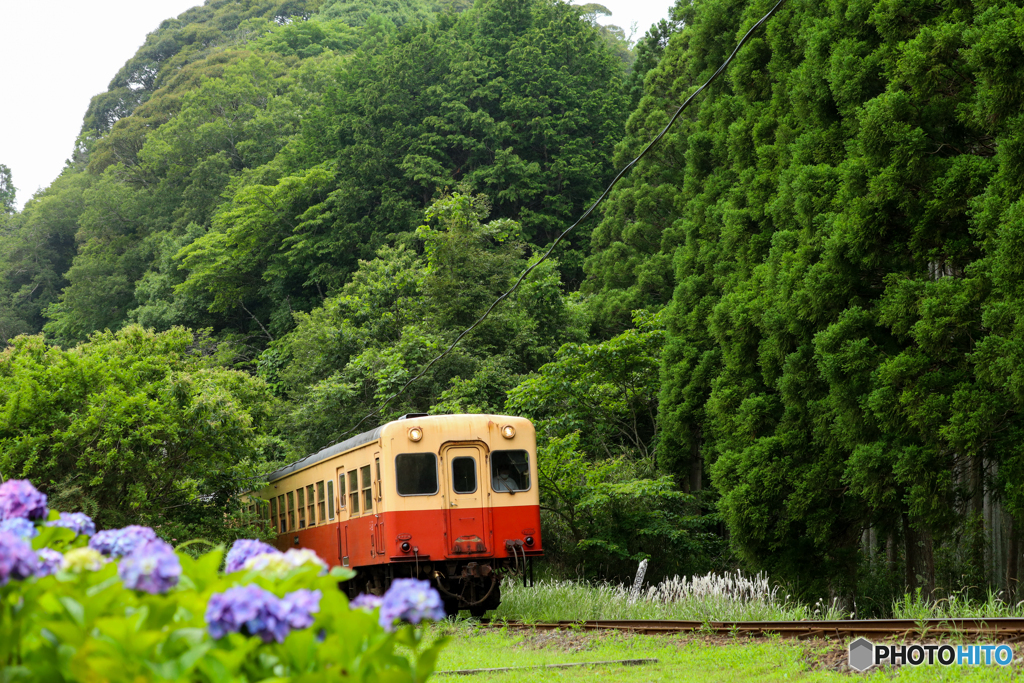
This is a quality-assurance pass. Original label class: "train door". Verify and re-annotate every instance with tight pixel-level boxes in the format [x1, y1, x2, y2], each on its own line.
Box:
[335, 466, 349, 566]
[372, 454, 385, 558]
[441, 443, 491, 557]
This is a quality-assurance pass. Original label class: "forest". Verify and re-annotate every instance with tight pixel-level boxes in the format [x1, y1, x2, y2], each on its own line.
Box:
[3, 0, 1024, 612]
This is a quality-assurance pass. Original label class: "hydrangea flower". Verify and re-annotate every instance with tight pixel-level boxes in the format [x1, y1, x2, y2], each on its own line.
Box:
[89, 525, 158, 557]
[378, 579, 445, 631]
[224, 539, 278, 573]
[62, 547, 108, 573]
[0, 479, 48, 521]
[242, 548, 327, 575]
[0, 517, 37, 539]
[36, 548, 64, 577]
[205, 585, 290, 643]
[241, 552, 290, 574]
[47, 512, 96, 537]
[118, 539, 182, 594]
[350, 593, 383, 611]
[0, 530, 40, 585]
[282, 548, 328, 572]
[280, 589, 322, 630]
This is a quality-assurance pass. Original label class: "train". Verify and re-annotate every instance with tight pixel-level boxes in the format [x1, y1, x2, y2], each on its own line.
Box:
[250, 413, 542, 616]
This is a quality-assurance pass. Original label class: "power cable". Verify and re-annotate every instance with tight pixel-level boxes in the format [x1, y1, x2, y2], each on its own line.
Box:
[213, 0, 790, 496]
[330, 0, 788, 443]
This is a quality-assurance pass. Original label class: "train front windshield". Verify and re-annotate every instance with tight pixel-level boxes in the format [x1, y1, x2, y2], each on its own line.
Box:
[490, 450, 530, 492]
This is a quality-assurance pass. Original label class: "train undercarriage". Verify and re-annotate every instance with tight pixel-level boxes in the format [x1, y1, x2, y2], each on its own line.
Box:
[343, 550, 535, 617]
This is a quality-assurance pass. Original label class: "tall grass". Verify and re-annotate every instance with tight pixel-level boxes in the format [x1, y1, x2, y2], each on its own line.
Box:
[891, 588, 1024, 619]
[493, 571, 851, 622]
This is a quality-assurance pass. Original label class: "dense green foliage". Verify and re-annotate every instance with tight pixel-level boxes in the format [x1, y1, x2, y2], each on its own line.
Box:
[582, 0, 1024, 600]
[271, 191, 586, 454]
[0, 326, 282, 540]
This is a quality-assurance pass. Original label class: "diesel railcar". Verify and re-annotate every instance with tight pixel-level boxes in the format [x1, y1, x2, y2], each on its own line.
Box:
[253, 413, 542, 615]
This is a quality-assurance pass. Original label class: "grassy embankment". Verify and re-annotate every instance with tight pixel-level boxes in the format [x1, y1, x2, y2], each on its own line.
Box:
[419, 572, 1024, 681]
[428, 622, 1021, 682]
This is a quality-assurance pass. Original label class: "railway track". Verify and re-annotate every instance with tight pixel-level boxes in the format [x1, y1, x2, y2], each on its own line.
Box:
[482, 618, 1024, 641]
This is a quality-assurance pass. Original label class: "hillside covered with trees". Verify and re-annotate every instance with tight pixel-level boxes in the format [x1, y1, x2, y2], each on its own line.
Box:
[4, 0, 1024, 612]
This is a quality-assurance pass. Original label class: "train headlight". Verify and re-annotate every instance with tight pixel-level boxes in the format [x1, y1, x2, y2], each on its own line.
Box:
[401, 541, 411, 552]
[409, 427, 423, 442]
[525, 536, 534, 547]
[501, 425, 516, 439]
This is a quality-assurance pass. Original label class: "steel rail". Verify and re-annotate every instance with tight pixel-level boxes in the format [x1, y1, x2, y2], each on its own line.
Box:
[482, 618, 1024, 641]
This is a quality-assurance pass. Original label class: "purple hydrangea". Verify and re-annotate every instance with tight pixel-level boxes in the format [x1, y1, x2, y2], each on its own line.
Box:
[0, 517, 37, 539]
[280, 589, 322, 630]
[350, 593, 383, 611]
[0, 530, 40, 586]
[36, 548, 64, 577]
[224, 539, 279, 573]
[89, 525, 158, 557]
[118, 539, 182, 594]
[205, 585, 291, 643]
[0, 479, 48, 521]
[47, 512, 96, 537]
[378, 579, 446, 631]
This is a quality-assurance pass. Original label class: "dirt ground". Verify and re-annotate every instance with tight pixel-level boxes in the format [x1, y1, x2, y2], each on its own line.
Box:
[501, 627, 1024, 675]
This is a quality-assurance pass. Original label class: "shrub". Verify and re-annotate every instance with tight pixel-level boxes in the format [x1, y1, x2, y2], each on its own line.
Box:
[0, 479, 447, 681]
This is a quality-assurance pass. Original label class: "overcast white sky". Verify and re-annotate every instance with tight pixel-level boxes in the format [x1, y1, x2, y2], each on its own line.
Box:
[0, 0, 672, 211]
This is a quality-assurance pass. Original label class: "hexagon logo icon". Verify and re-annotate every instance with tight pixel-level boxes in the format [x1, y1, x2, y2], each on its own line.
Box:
[849, 637, 875, 671]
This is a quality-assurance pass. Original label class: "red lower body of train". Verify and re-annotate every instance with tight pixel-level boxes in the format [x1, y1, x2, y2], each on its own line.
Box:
[274, 503, 543, 616]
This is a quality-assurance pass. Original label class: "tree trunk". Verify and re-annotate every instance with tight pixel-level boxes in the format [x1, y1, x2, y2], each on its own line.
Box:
[904, 514, 917, 594]
[922, 529, 935, 598]
[1007, 518, 1019, 603]
[688, 444, 703, 496]
[971, 454, 986, 578]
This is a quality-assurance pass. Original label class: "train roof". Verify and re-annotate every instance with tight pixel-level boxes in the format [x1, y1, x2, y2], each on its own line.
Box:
[267, 423, 386, 483]
[265, 413, 532, 483]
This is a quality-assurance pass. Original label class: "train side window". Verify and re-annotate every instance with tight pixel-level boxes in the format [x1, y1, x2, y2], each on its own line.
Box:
[297, 488, 306, 528]
[395, 453, 438, 496]
[328, 479, 335, 519]
[490, 450, 531, 492]
[287, 492, 295, 530]
[317, 481, 326, 522]
[338, 474, 346, 511]
[278, 494, 286, 533]
[348, 470, 360, 513]
[270, 497, 278, 529]
[307, 484, 316, 525]
[452, 456, 477, 494]
[361, 465, 372, 512]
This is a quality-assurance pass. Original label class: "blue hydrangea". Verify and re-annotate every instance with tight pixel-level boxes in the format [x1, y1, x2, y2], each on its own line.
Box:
[0, 530, 40, 586]
[0, 517, 37, 539]
[36, 548, 64, 577]
[205, 585, 291, 643]
[47, 512, 96, 537]
[350, 593, 383, 611]
[280, 589, 322, 630]
[118, 539, 181, 594]
[0, 479, 48, 521]
[89, 525, 158, 557]
[205, 586, 322, 643]
[224, 539, 279, 573]
[378, 579, 446, 631]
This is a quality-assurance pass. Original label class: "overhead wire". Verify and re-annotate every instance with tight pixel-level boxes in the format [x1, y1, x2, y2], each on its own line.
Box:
[330, 0, 789, 443]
